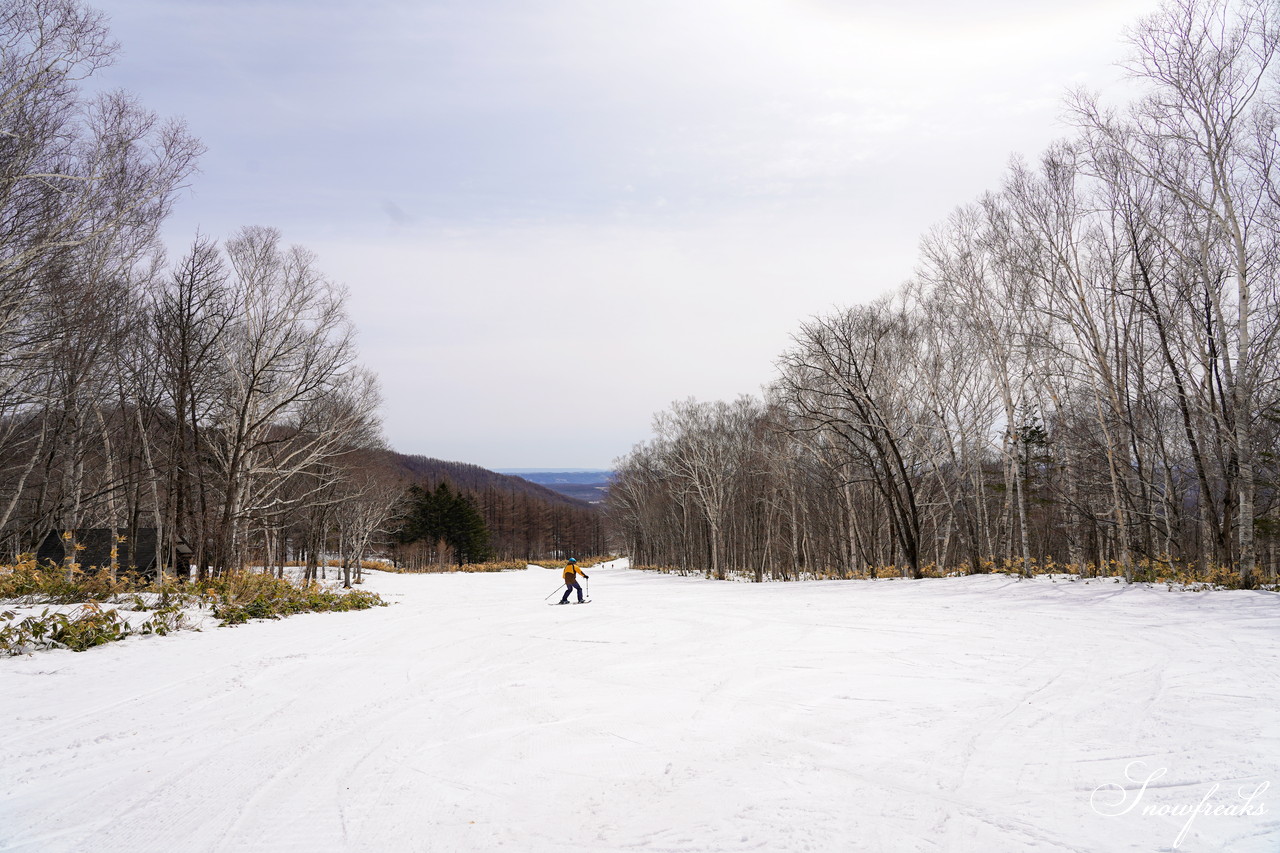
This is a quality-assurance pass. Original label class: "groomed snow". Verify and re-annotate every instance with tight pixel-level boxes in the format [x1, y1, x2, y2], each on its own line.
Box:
[2, 561, 1277, 852]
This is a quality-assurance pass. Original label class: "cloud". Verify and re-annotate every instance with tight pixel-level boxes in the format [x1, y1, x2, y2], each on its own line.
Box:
[92, 0, 1164, 466]
[102, 0, 1157, 233]
[310, 204, 917, 467]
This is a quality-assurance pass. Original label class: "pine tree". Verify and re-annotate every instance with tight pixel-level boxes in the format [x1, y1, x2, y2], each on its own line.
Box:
[394, 482, 492, 566]
[440, 486, 491, 566]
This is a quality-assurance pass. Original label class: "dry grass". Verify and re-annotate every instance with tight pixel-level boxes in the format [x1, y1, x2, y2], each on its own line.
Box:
[382, 557, 617, 574]
[531, 556, 613, 570]
[378, 560, 529, 574]
[0, 555, 388, 654]
[627, 557, 1274, 589]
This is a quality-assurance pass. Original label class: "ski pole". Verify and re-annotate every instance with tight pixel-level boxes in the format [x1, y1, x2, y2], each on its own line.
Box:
[544, 584, 566, 601]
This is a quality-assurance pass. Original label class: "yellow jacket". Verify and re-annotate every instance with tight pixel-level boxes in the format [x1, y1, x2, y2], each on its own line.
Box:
[563, 564, 588, 583]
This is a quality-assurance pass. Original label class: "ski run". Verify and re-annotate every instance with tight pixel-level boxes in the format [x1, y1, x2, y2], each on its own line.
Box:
[2, 560, 1277, 852]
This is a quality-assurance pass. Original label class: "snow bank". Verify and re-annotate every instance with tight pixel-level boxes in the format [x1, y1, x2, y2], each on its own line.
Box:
[2, 562, 1276, 852]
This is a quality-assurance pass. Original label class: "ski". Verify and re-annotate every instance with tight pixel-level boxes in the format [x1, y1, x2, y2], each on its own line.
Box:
[548, 599, 592, 606]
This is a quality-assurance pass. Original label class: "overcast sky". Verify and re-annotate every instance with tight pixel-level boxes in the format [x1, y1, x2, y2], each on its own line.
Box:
[91, 0, 1159, 469]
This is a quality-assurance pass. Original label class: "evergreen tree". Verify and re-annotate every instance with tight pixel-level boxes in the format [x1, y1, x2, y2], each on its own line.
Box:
[439, 485, 491, 566]
[395, 482, 492, 566]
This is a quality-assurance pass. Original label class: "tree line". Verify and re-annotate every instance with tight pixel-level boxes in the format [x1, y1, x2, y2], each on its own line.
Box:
[382, 452, 607, 567]
[608, 0, 1280, 587]
[0, 1, 387, 584]
[394, 482, 491, 567]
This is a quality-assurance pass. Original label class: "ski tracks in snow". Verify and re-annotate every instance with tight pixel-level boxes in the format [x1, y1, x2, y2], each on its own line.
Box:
[2, 564, 1277, 852]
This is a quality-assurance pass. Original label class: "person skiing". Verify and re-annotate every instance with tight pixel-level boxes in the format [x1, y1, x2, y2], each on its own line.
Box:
[558, 558, 589, 604]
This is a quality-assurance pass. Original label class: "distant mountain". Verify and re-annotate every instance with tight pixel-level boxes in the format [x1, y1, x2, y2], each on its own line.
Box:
[498, 468, 610, 474]
[386, 455, 594, 509]
[496, 469, 614, 504]
[369, 450, 605, 560]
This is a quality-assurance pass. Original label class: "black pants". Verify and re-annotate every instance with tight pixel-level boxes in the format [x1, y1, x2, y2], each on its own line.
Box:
[560, 579, 583, 603]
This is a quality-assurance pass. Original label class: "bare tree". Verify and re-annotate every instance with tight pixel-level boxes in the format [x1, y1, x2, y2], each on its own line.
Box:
[1070, 0, 1280, 584]
[207, 226, 379, 574]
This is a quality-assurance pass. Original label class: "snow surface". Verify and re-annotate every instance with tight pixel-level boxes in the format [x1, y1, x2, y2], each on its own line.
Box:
[2, 561, 1278, 853]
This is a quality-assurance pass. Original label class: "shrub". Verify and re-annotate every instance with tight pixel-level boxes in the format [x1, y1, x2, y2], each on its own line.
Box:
[379, 560, 525, 573]
[0, 603, 136, 655]
[207, 573, 386, 626]
[1, 564, 385, 653]
[0, 554, 154, 604]
[532, 556, 613, 571]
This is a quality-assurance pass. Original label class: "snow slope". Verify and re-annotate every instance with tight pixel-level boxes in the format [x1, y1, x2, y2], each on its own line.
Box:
[2, 562, 1277, 852]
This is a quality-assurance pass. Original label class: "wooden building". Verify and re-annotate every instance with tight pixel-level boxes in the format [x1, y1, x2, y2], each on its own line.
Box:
[35, 529, 192, 579]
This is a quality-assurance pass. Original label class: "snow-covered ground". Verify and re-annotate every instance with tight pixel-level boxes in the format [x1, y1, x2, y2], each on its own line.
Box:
[2, 561, 1277, 852]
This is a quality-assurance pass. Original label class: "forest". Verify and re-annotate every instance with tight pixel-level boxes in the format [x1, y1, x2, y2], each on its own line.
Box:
[0, 1, 603, 582]
[607, 0, 1280, 588]
[381, 453, 607, 568]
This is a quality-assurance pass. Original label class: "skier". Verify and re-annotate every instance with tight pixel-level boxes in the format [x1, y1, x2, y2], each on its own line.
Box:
[558, 558, 589, 604]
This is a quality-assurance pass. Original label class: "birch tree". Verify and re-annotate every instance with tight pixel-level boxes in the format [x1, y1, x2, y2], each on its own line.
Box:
[1071, 0, 1280, 584]
[208, 226, 377, 574]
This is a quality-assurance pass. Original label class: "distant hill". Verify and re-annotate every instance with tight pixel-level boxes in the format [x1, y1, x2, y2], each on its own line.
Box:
[388, 456, 595, 510]
[371, 451, 604, 560]
[496, 469, 614, 504]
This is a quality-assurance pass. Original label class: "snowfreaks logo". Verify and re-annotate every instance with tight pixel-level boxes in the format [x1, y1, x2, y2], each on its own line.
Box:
[1090, 761, 1269, 849]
